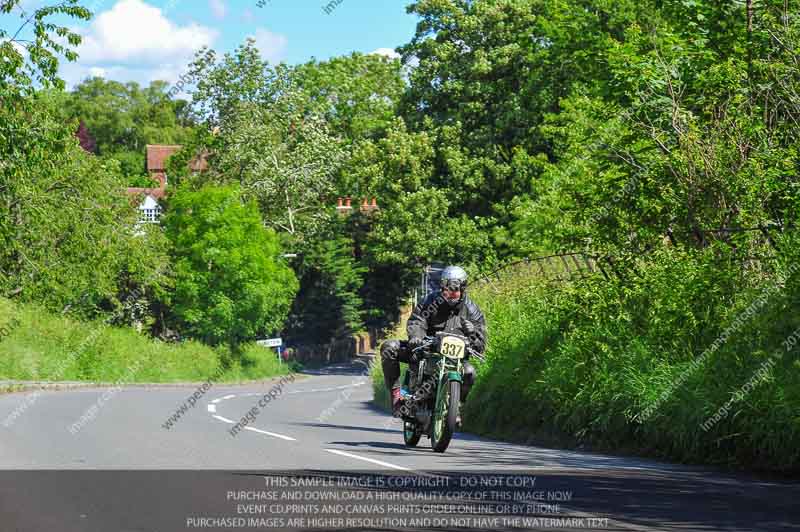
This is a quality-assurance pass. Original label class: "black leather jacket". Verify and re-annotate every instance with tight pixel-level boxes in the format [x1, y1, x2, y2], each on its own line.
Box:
[407, 291, 487, 354]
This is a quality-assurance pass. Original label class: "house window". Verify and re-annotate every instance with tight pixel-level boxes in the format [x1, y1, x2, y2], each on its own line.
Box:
[141, 206, 161, 223]
[138, 195, 162, 224]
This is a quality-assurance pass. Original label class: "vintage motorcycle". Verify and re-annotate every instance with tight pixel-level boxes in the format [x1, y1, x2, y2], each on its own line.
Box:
[399, 331, 484, 453]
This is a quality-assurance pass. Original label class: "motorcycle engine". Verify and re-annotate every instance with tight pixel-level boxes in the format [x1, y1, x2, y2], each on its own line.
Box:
[415, 407, 431, 428]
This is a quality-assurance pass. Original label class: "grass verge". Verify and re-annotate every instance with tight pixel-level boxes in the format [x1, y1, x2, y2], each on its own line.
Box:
[0, 297, 292, 387]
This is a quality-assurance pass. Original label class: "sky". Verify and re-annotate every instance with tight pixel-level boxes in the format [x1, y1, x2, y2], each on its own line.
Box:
[6, 0, 419, 88]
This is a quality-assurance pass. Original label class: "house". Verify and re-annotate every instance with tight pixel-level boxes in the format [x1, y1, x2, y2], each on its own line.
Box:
[126, 144, 208, 224]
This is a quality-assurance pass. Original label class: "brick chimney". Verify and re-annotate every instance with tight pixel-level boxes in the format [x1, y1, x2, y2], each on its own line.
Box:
[336, 197, 353, 216]
[337, 196, 378, 216]
[359, 196, 379, 215]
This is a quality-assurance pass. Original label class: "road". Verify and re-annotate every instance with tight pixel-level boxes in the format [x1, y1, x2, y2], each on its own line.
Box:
[0, 361, 797, 531]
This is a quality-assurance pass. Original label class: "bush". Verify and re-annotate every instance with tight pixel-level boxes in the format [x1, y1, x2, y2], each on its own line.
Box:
[465, 246, 800, 472]
[164, 184, 299, 348]
[220, 344, 290, 381]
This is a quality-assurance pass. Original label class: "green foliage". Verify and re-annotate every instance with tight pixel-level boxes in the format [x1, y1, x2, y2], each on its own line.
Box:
[0, 1, 90, 97]
[466, 246, 800, 471]
[399, 0, 639, 233]
[215, 103, 346, 245]
[511, 0, 800, 259]
[342, 118, 496, 324]
[0, 297, 290, 383]
[285, 223, 366, 344]
[163, 184, 299, 348]
[0, 94, 170, 321]
[188, 40, 288, 127]
[40, 77, 195, 185]
[293, 52, 406, 142]
[219, 343, 290, 382]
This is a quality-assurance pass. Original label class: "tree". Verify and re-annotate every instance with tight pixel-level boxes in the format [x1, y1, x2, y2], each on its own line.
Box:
[1, 1, 170, 322]
[0, 90, 171, 320]
[510, 0, 800, 259]
[187, 40, 289, 127]
[285, 223, 366, 345]
[41, 78, 196, 185]
[341, 119, 493, 325]
[75, 120, 96, 153]
[292, 52, 406, 142]
[0, 1, 89, 98]
[216, 102, 346, 245]
[164, 185, 298, 348]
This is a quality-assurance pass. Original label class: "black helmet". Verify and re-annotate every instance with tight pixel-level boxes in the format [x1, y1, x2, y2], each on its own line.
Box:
[439, 265, 468, 307]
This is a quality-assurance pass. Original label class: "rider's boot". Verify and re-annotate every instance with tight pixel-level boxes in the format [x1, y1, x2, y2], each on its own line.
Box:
[391, 387, 404, 417]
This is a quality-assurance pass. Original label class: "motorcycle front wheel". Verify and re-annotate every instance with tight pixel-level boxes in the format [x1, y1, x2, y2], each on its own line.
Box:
[431, 379, 460, 453]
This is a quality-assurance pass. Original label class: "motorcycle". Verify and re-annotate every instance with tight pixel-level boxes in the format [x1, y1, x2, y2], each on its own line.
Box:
[399, 331, 484, 453]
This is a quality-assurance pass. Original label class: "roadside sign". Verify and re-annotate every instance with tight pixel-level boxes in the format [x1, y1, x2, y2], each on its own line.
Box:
[257, 337, 282, 348]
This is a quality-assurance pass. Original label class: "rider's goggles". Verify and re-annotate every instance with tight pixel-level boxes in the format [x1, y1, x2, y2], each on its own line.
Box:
[440, 279, 464, 291]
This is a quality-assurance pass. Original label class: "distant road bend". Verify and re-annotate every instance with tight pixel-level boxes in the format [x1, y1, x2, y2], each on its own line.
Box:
[0, 361, 797, 531]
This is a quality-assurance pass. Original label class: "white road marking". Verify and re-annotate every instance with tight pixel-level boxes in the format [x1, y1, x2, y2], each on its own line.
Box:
[212, 415, 234, 424]
[244, 426, 296, 441]
[236, 382, 367, 398]
[221, 394, 236, 400]
[288, 382, 366, 394]
[324, 449, 412, 472]
[207, 404, 216, 413]
[210, 398, 222, 404]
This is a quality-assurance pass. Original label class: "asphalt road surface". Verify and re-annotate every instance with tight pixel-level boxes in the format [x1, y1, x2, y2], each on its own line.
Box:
[0, 361, 797, 532]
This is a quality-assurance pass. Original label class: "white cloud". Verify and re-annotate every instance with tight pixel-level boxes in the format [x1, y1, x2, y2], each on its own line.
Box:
[77, 0, 217, 65]
[249, 28, 288, 64]
[60, 0, 218, 88]
[209, 0, 226, 20]
[370, 47, 401, 60]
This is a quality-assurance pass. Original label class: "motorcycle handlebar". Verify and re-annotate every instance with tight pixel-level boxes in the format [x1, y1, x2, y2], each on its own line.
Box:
[410, 336, 486, 362]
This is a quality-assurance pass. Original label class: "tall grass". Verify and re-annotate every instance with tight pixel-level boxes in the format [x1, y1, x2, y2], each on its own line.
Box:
[465, 245, 800, 472]
[0, 297, 289, 384]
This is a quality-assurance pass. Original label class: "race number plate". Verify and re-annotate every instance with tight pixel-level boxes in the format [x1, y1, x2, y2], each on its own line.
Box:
[440, 336, 466, 359]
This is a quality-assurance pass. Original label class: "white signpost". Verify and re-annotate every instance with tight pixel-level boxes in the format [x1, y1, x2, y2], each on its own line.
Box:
[257, 338, 283, 348]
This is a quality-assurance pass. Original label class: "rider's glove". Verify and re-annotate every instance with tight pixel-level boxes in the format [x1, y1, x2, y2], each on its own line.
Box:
[460, 318, 476, 338]
[407, 336, 424, 351]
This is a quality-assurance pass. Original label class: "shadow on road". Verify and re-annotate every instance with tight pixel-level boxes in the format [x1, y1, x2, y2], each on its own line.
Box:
[327, 440, 410, 451]
[290, 422, 398, 436]
[299, 360, 374, 377]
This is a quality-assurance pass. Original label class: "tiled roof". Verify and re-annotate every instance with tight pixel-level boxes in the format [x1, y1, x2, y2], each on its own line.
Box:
[126, 187, 166, 200]
[146, 144, 209, 172]
[146, 145, 182, 171]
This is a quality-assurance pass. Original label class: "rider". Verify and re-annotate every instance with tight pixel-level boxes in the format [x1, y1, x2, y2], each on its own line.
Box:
[380, 265, 487, 421]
